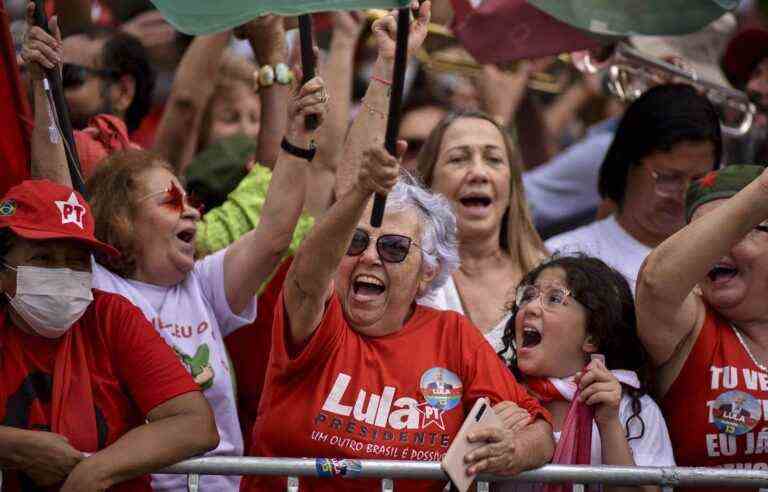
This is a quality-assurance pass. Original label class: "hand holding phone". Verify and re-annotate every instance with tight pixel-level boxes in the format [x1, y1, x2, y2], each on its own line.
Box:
[441, 397, 504, 492]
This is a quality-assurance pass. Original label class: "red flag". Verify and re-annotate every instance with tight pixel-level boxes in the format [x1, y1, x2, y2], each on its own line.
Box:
[0, 4, 32, 197]
[450, 0, 606, 64]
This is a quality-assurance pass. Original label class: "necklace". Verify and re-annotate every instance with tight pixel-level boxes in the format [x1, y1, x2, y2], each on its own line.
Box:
[731, 324, 768, 373]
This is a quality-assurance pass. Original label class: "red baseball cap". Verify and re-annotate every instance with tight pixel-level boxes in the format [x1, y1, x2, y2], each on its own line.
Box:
[722, 28, 768, 88]
[0, 179, 119, 258]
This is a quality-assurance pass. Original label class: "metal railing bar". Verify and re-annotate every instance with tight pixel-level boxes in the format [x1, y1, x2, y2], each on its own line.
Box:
[160, 459, 768, 487]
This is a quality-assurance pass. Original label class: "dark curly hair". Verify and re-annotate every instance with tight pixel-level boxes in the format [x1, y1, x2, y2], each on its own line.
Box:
[501, 254, 652, 442]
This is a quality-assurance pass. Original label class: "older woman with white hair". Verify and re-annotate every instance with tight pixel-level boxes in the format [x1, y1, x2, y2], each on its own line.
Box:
[243, 145, 554, 492]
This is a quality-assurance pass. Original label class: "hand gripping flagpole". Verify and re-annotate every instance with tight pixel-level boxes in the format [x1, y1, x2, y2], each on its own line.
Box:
[32, 0, 88, 197]
[370, 7, 409, 228]
[298, 14, 319, 131]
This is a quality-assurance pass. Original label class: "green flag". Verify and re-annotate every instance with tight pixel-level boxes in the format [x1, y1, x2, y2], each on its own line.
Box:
[149, 0, 411, 34]
[528, 0, 738, 36]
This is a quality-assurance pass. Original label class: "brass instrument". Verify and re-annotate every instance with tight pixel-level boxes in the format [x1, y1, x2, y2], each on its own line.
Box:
[365, 9, 568, 94]
[580, 42, 756, 137]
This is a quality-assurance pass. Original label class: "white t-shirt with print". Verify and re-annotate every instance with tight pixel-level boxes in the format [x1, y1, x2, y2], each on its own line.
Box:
[92, 249, 257, 492]
[419, 275, 512, 358]
[545, 215, 651, 294]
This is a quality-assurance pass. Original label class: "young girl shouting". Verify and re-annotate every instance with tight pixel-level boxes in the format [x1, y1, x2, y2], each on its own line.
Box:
[499, 255, 674, 492]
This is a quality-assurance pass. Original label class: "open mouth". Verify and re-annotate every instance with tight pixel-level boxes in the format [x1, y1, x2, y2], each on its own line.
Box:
[459, 195, 492, 209]
[521, 327, 542, 348]
[352, 274, 386, 297]
[707, 263, 739, 283]
[177, 229, 195, 244]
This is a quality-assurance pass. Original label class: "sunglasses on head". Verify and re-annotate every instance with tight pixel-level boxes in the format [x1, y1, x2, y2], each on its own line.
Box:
[346, 228, 418, 263]
[62, 63, 120, 89]
[138, 181, 204, 215]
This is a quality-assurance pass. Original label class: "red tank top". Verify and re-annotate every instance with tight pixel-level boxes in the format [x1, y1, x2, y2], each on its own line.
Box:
[663, 306, 768, 492]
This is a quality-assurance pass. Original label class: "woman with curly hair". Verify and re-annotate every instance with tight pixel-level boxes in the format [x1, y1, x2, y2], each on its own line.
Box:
[499, 255, 674, 492]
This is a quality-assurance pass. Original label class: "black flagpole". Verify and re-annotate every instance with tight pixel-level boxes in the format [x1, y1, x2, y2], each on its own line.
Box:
[298, 14, 319, 131]
[370, 7, 409, 228]
[32, 0, 87, 196]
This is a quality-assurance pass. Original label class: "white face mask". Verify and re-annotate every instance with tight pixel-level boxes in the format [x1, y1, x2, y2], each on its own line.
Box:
[4, 265, 93, 339]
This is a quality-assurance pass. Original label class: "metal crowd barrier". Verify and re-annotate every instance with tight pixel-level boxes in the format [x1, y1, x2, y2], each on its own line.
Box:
[153, 458, 768, 490]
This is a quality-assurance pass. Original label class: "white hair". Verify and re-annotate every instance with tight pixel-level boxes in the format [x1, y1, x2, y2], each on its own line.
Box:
[384, 172, 460, 297]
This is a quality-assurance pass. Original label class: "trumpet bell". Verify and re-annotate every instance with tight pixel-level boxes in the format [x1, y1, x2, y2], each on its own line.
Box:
[582, 43, 757, 137]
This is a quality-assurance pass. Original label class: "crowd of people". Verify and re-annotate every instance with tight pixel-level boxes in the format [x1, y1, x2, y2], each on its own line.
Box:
[2, 0, 768, 491]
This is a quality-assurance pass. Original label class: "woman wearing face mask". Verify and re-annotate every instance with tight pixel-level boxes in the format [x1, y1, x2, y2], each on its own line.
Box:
[416, 111, 547, 357]
[499, 255, 674, 492]
[637, 165, 768, 492]
[0, 180, 218, 492]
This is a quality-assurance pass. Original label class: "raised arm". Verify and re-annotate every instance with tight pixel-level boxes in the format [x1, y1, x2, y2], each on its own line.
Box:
[21, 3, 71, 186]
[285, 145, 402, 344]
[222, 76, 327, 314]
[335, 1, 430, 196]
[239, 16, 290, 169]
[303, 11, 365, 218]
[636, 168, 768, 374]
[153, 32, 230, 174]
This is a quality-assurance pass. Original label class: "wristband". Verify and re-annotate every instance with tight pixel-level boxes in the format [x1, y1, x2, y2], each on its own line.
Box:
[371, 75, 392, 86]
[281, 137, 316, 162]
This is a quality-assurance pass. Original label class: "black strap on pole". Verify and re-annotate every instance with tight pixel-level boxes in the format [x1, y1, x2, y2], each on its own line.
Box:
[298, 14, 319, 131]
[370, 7, 410, 228]
[32, 0, 87, 197]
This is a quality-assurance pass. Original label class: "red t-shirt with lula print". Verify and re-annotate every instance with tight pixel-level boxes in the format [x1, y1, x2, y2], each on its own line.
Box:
[242, 292, 550, 492]
[662, 305, 768, 492]
[0, 290, 199, 492]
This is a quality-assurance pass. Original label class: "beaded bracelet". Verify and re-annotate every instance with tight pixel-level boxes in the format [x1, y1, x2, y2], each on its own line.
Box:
[361, 99, 387, 119]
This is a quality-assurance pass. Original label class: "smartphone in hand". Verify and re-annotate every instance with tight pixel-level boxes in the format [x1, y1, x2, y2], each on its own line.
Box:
[441, 397, 504, 492]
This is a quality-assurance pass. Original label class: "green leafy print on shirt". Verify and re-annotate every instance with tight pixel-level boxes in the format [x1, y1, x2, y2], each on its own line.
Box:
[174, 344, 215, 391]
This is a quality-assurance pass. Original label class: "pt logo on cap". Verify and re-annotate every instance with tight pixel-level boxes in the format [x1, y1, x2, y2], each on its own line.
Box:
[55, 192, 86, 229]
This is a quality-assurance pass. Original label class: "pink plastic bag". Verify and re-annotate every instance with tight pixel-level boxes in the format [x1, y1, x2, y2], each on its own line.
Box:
[537, 391, 594, 492]
[536, 354, 604, 492]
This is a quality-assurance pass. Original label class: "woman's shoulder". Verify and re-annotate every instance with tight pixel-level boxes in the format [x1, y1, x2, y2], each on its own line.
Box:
[90, 288, 141, 312]
[82, 290, 157, 343]
[412, 304, 490, 351]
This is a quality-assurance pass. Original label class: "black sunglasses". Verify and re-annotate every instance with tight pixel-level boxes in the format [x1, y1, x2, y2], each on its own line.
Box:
[346, 228, 417, 263]
[62, 63, 119, 89]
